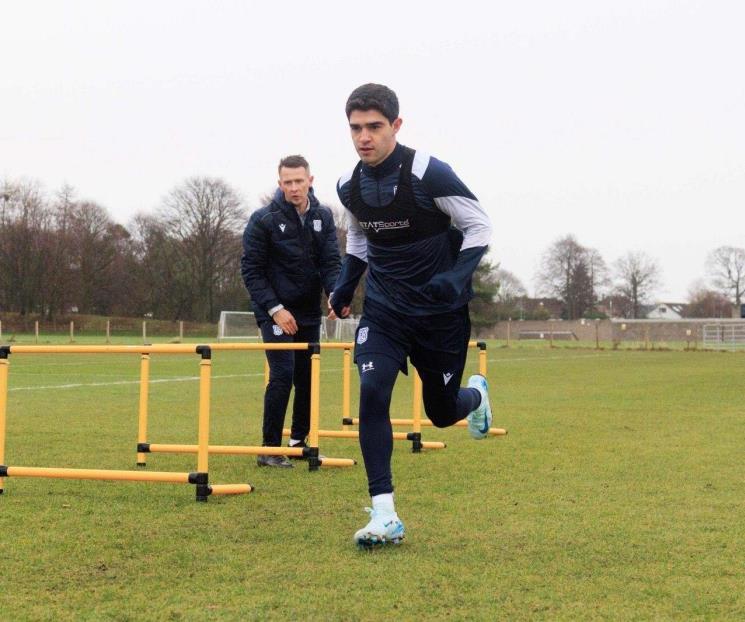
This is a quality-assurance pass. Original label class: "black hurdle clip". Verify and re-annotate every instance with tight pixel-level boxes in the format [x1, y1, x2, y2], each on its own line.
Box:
[407, 432, 423, 453]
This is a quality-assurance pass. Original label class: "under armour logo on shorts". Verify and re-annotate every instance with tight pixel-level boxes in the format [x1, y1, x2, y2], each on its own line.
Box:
[357, 327, 369, 344]
[361, 361, 375, 373]
[272, 325, 283, 336]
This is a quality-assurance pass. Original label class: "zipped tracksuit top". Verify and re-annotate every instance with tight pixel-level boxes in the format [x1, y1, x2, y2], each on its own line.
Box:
[333, 143, 492, 317]
[241, 188, 341, 326]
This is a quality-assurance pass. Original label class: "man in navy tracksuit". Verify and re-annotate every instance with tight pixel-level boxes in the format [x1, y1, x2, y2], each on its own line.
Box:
[330, 84, 494, 547]
[242, 155, 341, 467]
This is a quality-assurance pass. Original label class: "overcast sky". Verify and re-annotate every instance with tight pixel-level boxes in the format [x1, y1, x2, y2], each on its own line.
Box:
[2, 0, 744, 301]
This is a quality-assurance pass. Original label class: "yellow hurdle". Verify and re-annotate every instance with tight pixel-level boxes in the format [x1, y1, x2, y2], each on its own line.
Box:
[0, 344, 252, 502]
[0, 355, 9, 494]
[142, 342, 356, 470]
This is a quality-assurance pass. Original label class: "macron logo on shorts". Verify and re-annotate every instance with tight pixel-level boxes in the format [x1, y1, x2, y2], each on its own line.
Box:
[443, 372, 454, 385]
[361, 361, 375, 373]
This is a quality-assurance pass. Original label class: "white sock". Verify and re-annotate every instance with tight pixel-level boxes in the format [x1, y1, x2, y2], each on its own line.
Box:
[372, 493, 395, 514]
[288, 438, 304, 447]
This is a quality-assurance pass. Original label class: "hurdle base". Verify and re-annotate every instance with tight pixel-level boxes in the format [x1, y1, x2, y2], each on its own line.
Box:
[409, 432, 422, 454]
[319, 457, 357, 467]
[195, 483, 254, 501]
[196, 484, 210, 502]
[209, 483, 254, 496]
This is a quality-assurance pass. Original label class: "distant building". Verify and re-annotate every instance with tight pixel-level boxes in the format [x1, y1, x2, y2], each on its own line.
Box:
[644, 302, 687, 320]
[596, 295, 629, 318]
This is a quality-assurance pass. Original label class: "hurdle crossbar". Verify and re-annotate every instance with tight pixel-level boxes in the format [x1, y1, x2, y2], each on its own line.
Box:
[141, 443, 357, 468]
[281, 427, 446, 450]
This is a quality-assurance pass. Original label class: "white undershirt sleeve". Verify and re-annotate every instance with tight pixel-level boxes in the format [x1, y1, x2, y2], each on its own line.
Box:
[433, 196, 492, 250]
[343, 214, 368, 261]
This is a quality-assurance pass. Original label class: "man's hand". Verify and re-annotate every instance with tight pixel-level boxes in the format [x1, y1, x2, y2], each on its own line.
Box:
[328, 293, 351, 319]
[272, 308, 298, 335]
[423, 273, 461, 303]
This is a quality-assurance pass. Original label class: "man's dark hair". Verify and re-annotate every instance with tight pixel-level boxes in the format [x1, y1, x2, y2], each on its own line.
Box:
[345, 83, 399, 123]
[278, 154, 310, 174]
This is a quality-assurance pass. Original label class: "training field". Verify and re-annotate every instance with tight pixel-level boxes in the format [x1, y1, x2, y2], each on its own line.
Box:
[1, 341, 744, 620]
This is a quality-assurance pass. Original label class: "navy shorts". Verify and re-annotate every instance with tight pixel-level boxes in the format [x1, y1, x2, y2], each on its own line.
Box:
[353, 303, 471, 391]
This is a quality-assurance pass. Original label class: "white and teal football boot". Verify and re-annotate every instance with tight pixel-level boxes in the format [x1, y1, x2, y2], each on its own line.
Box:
[354, 507, 405, 548]
[466, 374, 492, 439]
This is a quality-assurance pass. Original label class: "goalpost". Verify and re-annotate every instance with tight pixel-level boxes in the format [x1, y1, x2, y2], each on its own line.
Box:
[218, 311, 359, 342]
[217, 311, 259, 342]
[321, 317, 360, 342]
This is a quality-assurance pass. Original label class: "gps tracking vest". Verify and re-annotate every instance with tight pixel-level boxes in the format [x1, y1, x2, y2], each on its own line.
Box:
[348, 146, 451, 245]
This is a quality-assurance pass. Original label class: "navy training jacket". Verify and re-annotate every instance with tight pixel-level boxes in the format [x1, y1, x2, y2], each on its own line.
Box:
[241, 188, 341, 326]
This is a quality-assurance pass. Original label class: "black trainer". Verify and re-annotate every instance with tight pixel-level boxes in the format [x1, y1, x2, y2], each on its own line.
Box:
[256, 455, 293, 468]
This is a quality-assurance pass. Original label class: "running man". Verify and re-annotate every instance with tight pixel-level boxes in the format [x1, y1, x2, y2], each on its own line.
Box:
[330, 84, 493, 547]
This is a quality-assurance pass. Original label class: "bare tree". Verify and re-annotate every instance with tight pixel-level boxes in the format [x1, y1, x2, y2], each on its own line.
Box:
[495, 268, 527, 304]
[685, 284, 732, 318]
[489, 267, 526, 320]
[586, 247, 610, 302]
[42, 184, 78, 319]
[536, 234, 602, 319]
[129, 214, 192, 319]
[706, 246, 745, 310]
[0, 180, 52, 315]
[614, 251, 661, 319]
[67, 201, 133, 315]
[157, 177, 247, 321]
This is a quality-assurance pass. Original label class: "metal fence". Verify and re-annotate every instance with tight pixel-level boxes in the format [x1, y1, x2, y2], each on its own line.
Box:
[703, 322, 745, 351]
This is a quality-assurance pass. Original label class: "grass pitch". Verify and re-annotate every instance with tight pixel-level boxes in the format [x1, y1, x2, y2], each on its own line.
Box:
[1, 341, 744, 620]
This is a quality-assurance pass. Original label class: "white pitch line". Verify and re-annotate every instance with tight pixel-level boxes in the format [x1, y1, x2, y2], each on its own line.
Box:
[7, 352, 615, 392]
[8, 373, 259, 392]
[8, 367, 347, 393]
[486, 352, 616, 364]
